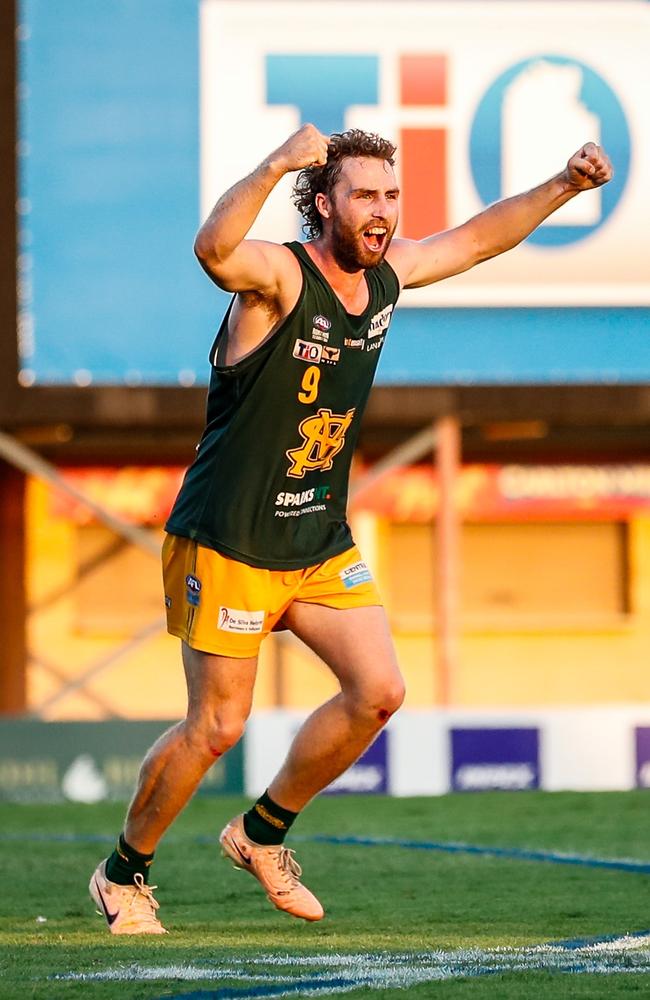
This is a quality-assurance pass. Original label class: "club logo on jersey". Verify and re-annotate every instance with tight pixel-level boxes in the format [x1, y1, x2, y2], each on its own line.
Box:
[367, 304, 394, 338]
[321, 345, 340, 365]
[286, 407, 355, 478]
[293, 339, 323, 363]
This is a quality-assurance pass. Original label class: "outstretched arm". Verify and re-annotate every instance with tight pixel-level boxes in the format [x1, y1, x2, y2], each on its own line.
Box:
[388, 142, 613, 289]
[194, 124, 330, 294]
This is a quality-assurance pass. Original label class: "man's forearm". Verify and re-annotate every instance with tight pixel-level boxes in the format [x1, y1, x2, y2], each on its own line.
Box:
[396, 142, 611, 289]
[471, 172, 579, 261]
[194, 156, 286, 263]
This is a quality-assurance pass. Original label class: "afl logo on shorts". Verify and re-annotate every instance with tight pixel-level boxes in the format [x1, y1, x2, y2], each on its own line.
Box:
[185, 573, 201, 607]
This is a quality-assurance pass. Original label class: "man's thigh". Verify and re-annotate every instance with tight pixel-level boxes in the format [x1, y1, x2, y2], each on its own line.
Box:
[181, 642, 258, 727]
[281, 602, 403, 702]
[283, 546, 401, 694]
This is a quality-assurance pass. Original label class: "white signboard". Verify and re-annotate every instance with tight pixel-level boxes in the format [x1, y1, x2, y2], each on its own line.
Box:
[200, 1, 647, 307]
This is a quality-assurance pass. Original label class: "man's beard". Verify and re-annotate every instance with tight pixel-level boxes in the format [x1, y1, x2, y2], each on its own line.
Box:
[329, 216, 393, 273]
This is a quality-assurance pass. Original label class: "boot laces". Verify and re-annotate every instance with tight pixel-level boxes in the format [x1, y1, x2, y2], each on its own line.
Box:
[124, 874, 162, 927]
[277, 847, 302, 888]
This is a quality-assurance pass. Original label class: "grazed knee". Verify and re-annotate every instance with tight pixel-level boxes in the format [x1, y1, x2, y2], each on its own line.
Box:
[346, 677, 405, 725]
[376, 679, 406, 721]
[184, 712, 247, 762]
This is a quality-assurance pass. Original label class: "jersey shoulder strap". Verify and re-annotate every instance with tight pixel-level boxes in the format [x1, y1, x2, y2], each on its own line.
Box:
[284, 240, 330, 289]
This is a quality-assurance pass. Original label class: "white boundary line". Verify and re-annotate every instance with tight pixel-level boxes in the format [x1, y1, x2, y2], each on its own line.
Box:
[52, 936, 650, 995]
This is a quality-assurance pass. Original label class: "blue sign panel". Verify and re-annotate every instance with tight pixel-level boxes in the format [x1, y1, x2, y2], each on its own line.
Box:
[451, 727, 540, 792]
[18, 0, 221, 387]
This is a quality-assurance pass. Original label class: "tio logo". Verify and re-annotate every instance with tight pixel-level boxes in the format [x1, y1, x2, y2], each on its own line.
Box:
[266, 53, 451, 240]
[266, 52, 630, 247]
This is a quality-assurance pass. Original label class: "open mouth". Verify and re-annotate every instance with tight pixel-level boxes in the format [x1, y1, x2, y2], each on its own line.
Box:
[362, 226, 388, 253]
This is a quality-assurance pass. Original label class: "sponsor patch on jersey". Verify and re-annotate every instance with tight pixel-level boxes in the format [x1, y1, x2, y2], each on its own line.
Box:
[339, 560, 373, 589]
[217, 607, 265, 634]
[366, 335, 385, 352]
[312, 314, 332, 332]
[275, 503, 328, 519]
[344, 337, 364, 349]
[293, 339, 323, 363]
[275, 485, 331, 507]
[311, 326, 330, 343]
[321, 345, 340, 365]
[367, 304, 393, 338]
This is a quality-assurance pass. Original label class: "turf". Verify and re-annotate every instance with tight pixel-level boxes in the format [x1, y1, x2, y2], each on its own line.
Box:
[1, 792, 649, 998]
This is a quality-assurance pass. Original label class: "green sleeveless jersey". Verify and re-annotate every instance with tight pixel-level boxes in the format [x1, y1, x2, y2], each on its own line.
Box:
[165, 241, 400, 569]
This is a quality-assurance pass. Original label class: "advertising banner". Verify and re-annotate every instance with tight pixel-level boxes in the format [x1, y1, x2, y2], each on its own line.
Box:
[18, 0, 650, 384]
[450, 727, 540, 791]
[0, 720, 244, 803]
[352, 463, 650, 523]
[202, 1, 646, 310]
[47, 463, 650, 527]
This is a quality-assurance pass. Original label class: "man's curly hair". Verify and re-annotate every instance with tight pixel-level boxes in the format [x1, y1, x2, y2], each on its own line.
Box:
[292, 129, 397, 239]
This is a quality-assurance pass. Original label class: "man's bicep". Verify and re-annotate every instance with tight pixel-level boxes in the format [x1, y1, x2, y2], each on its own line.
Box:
[195, 240, 292, 295]
[388, 226, 482, 289]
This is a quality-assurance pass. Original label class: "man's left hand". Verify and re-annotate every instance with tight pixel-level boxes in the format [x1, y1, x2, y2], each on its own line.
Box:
[565, 142, 613, 191]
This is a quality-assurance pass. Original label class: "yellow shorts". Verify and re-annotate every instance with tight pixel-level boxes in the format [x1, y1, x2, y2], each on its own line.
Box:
[161, 534, 382, 657]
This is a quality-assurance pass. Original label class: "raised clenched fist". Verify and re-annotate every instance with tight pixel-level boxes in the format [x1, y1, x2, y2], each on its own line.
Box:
[565, 142, 613, 191]
[270, 124, 331, 174]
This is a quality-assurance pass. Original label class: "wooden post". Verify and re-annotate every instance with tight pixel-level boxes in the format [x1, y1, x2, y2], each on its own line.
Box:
[434, 415, 461, 706]
[0, 462, 27, 714]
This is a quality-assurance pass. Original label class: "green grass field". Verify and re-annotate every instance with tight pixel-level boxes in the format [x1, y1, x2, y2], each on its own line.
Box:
[1, 792, 649, 998]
